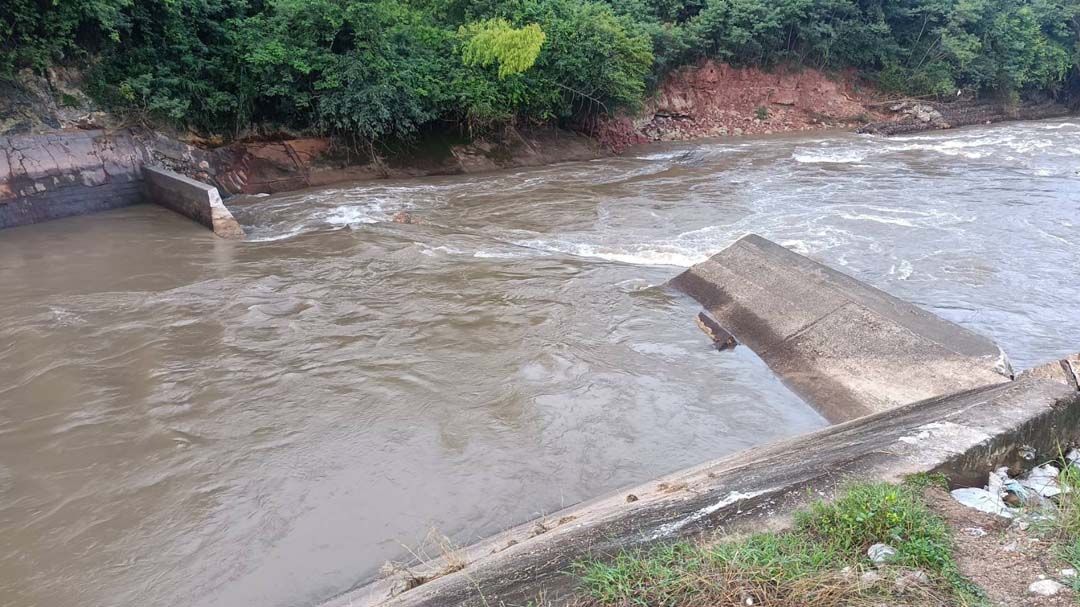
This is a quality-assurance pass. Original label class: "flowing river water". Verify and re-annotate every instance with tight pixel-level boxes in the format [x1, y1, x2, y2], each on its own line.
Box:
[1, 120, 1079, 607]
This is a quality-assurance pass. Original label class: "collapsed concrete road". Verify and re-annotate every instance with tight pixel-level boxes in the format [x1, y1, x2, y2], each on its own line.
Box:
[670, 235, 1013, 422]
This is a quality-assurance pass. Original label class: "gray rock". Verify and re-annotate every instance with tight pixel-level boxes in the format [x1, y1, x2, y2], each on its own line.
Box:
[1029, 579, 1065, 596]
[894, 570, 931, 593]
[859, 570, 883, 586]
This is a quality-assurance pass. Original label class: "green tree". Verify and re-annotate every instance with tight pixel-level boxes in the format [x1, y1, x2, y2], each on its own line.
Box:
[460, 18, 546, 78]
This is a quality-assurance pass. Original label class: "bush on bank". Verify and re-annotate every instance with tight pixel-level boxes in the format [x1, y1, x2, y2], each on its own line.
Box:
[2, 0, 1079, 140]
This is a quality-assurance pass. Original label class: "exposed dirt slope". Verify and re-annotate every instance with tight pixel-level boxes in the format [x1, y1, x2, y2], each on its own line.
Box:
[596, 61, 886, 150]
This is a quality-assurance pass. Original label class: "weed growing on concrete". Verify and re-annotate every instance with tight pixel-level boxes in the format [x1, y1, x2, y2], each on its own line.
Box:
[904, 472, 951, 491]
[381, 528, 467, 591]
[577, 482, 982, 606]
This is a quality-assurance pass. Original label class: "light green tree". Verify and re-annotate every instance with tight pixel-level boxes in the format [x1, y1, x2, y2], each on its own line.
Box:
[460, 18, 546, 79]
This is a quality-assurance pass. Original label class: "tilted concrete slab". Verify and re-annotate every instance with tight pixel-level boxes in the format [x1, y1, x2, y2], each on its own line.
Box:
[669, 234, 1011, 422]
[1018, 353, 1080, 390]
[143, 166, 244, 239]
[323, 378, 1080, 607]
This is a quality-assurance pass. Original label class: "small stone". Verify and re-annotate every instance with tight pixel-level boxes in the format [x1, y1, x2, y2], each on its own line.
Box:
[859, 570, 883, 586]
[867, 543, 898, 565]
[625, 494, 638, 503]
[962, 527, 987, 537]
[392, 211, 417, 224]
[1061, 568, 1077, 579]
[1029, 579, 1064, 596]
[893, 570, 931, 593]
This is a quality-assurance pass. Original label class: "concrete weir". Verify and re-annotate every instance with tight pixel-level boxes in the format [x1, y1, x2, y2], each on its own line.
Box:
[143, 167, 244, 239]
[670, 234, 1012, 422]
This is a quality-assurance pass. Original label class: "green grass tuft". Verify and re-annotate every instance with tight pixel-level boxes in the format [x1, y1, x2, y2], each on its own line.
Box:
[904, 472, 951, 491]
[578, 482, 983, 607]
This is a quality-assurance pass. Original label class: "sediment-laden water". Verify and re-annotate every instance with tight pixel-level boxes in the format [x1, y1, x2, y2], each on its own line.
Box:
[1, 120, 1078, 607]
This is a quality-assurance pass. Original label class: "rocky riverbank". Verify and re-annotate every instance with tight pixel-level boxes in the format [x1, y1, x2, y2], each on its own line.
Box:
[859, 97, 1072, 136]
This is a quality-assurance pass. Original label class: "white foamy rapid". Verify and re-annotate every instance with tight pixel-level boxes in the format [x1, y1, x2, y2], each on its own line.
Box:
[512, 238, 712, 267]
[792, 148, 868, 163]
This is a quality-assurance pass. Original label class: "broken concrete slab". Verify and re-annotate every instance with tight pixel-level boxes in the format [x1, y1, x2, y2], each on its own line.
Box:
[668, 234, 1011, 422]
[323, 378, 1080, 607]
[1017, 353, 1080, 391]
[143, 166, 244, 239]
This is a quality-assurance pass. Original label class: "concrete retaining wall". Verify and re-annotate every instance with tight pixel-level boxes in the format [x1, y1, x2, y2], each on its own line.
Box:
[0, 130, 148, 229]
[0, 129, 244, 237]
[329, 378, 1080, 607]
[143, 166, 243, 239]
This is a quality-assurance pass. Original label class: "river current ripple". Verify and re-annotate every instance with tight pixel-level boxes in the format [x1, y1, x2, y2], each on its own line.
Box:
[0, 120, 1077, 607]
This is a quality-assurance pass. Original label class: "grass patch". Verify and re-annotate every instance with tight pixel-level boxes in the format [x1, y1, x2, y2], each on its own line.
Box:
[578, 482, 982, 607]
[904, 472, 951, 491]
[1044, 458, 1080, 593]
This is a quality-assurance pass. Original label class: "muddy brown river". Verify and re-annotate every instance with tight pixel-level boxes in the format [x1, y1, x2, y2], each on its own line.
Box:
[1, 120, 1079, 607]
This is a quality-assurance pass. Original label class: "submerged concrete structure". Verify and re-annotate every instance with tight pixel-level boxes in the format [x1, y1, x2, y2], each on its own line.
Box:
[143, 167, 243, 239]
[670, 234, 1012, 422]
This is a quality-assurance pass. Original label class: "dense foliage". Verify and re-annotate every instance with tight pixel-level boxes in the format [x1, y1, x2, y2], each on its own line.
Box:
[2, 0, 1078, 139]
